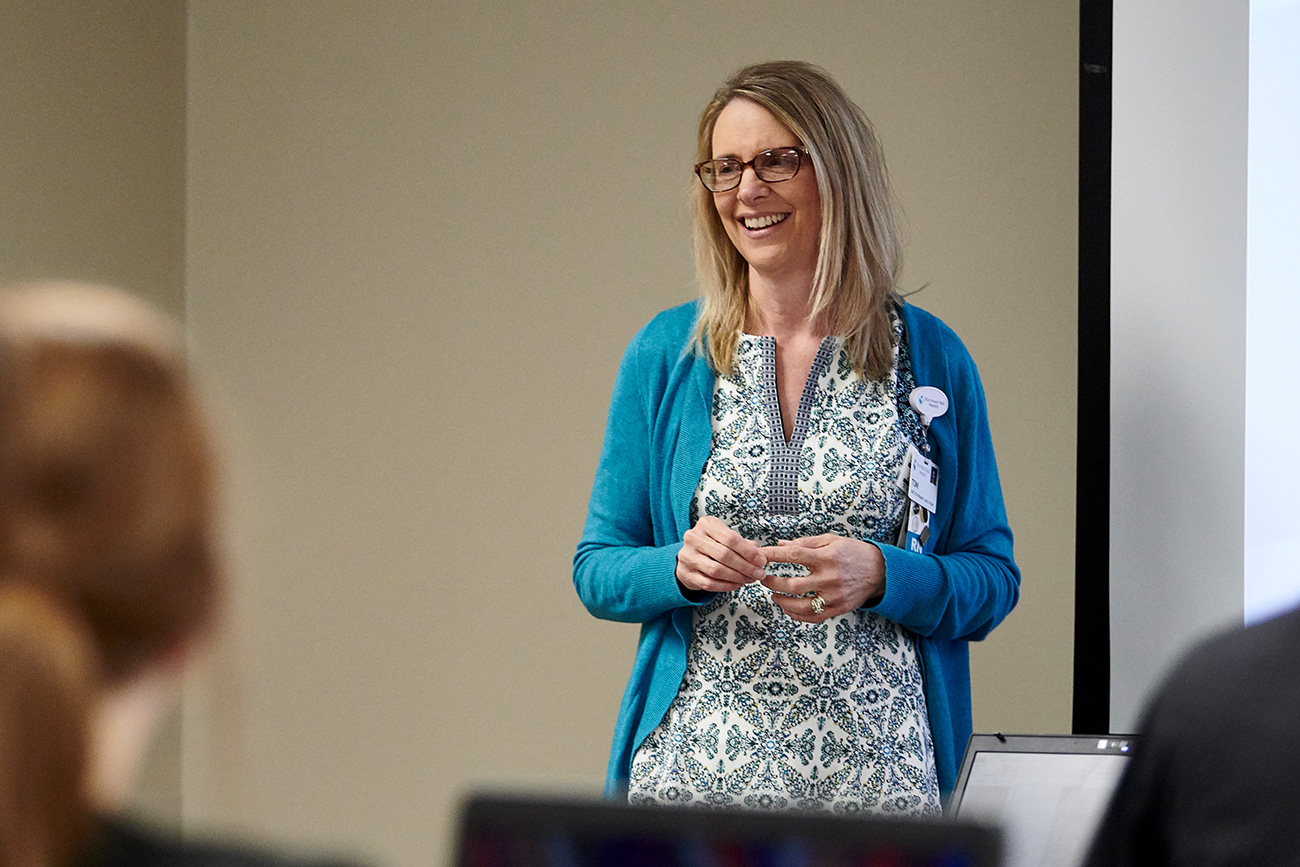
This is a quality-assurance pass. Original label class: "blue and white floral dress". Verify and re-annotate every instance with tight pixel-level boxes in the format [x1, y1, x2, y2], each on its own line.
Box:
[627, 311, 942, 815]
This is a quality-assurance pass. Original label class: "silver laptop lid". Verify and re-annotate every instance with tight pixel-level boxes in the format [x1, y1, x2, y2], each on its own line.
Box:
[949, 733, 1134, 867]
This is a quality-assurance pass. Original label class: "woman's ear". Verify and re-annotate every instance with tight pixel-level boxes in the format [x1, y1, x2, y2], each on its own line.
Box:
[154, 635, 194, 673]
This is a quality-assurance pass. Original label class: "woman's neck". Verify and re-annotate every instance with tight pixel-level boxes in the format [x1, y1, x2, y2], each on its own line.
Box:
[87, 663, 182, 813]
[745, 270, 827, 341]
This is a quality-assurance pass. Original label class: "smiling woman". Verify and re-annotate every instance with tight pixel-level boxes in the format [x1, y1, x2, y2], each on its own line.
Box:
[705, 100, 822, 298]
[573, 61, 1020, 814]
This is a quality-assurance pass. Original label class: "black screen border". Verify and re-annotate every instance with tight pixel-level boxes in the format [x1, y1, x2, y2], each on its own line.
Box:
[1074, 0, 1113, 735]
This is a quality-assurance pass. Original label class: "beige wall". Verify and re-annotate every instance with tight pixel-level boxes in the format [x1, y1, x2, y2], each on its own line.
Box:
[0, 0, 186, 316]
[0, 0, 187, 824]
[3, 1, 1078, 864]
[184, 3, 1077, 865]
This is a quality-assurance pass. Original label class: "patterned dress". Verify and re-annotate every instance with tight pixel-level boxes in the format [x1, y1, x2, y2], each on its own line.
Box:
[627, 312, 942, 815]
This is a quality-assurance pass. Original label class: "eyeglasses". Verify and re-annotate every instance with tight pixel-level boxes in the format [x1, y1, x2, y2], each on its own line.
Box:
[694, 147, 807, 193]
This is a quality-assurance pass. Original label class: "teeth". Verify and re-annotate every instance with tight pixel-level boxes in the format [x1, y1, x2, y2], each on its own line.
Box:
[743, 213, 788, 229]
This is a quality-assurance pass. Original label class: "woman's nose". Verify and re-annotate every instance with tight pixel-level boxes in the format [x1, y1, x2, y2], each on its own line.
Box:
[735, 166, 770, 202]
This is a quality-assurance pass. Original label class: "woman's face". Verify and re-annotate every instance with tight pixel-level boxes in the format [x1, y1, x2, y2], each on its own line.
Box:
[709, 98, 822, 289]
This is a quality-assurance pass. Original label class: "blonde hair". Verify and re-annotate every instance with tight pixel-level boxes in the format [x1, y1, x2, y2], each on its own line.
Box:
[692, 61, 902, 378]
[0, 282, 218, 867]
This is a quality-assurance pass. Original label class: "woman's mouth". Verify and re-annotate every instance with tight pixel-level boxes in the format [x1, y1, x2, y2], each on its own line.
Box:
[741, 213, 789, 230]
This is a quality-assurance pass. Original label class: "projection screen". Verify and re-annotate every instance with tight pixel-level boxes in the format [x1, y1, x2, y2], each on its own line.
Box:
[1107, 0, 1300, 731]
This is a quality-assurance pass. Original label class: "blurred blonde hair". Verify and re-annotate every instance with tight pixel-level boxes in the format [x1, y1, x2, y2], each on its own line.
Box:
[692, 61, 902, 378]
[0, 282, 218, 867]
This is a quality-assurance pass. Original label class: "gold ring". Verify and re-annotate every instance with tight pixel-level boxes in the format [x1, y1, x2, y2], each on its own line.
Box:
[810, 593, 825, 615]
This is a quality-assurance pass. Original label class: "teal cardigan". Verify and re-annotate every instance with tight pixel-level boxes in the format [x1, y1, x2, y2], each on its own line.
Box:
[574, 300, 1020, 798]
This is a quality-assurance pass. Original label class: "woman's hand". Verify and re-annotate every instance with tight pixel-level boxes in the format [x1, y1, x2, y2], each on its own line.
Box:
[758, 535, 886, 622]
[676, 516, 767, 595]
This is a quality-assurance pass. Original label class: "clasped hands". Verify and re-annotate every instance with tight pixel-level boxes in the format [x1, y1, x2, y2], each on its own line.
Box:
[675, 516, 885, 622]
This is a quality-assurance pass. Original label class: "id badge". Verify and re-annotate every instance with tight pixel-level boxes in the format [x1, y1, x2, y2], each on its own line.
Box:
[896, 451, 938, 553]
[907, 451, 939, 514]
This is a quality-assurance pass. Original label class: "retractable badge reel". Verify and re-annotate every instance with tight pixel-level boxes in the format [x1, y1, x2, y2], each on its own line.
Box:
[896, 387, 949, 553]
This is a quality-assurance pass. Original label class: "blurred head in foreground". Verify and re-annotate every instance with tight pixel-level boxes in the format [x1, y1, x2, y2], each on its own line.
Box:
[0, 281, 218, 867]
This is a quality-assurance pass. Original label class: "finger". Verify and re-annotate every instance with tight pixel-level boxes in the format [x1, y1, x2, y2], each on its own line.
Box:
[758, 544, 804, 564]
[677, 564, 749, 593]
[770, 591, 828, 623]
[696, 517, 766, 567]
[759, 573, 817, 597]
[685, 524, 765, 581]
[781, 534, 837, 549]
[681, 573, 750, 594]
[677, 544, 760, 589]
[757, 544, 817, 596]
[681, 566, 754, 592]
[693, 535, 765, 582]
[758, 543, 826, 569]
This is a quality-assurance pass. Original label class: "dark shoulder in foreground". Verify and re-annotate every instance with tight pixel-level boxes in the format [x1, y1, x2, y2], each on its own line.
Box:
[1081, 604, 1300, 867]
[81, 819, 364, 867]
[1164, 603, 1300, 708]
[1207, 599, 1300, 662]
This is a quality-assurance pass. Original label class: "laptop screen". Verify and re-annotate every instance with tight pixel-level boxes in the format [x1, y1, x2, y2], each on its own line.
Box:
[949, 734, 1134, 867]
[457, 794, 1003, 867]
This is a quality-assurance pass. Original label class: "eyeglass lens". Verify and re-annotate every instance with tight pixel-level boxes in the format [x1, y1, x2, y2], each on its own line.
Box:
[698, 148, 802, 192]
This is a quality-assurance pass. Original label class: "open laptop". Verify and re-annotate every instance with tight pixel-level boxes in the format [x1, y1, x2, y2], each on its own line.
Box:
[456, 793, 1002, 867]
[947, 734, 1135, 867]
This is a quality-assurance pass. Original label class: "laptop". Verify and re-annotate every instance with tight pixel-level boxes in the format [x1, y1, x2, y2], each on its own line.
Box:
[948, 733, 1135, 867]
[456, 793, 1002, 867]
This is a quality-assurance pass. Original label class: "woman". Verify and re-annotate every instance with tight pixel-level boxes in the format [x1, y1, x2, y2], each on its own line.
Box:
[574, 61, 1019, 814]
[0, 282, 352, 867]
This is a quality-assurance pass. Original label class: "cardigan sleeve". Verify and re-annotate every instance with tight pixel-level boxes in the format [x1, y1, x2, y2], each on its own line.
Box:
[869, 321, 1020, 641]
[573, 326, 702, 624]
